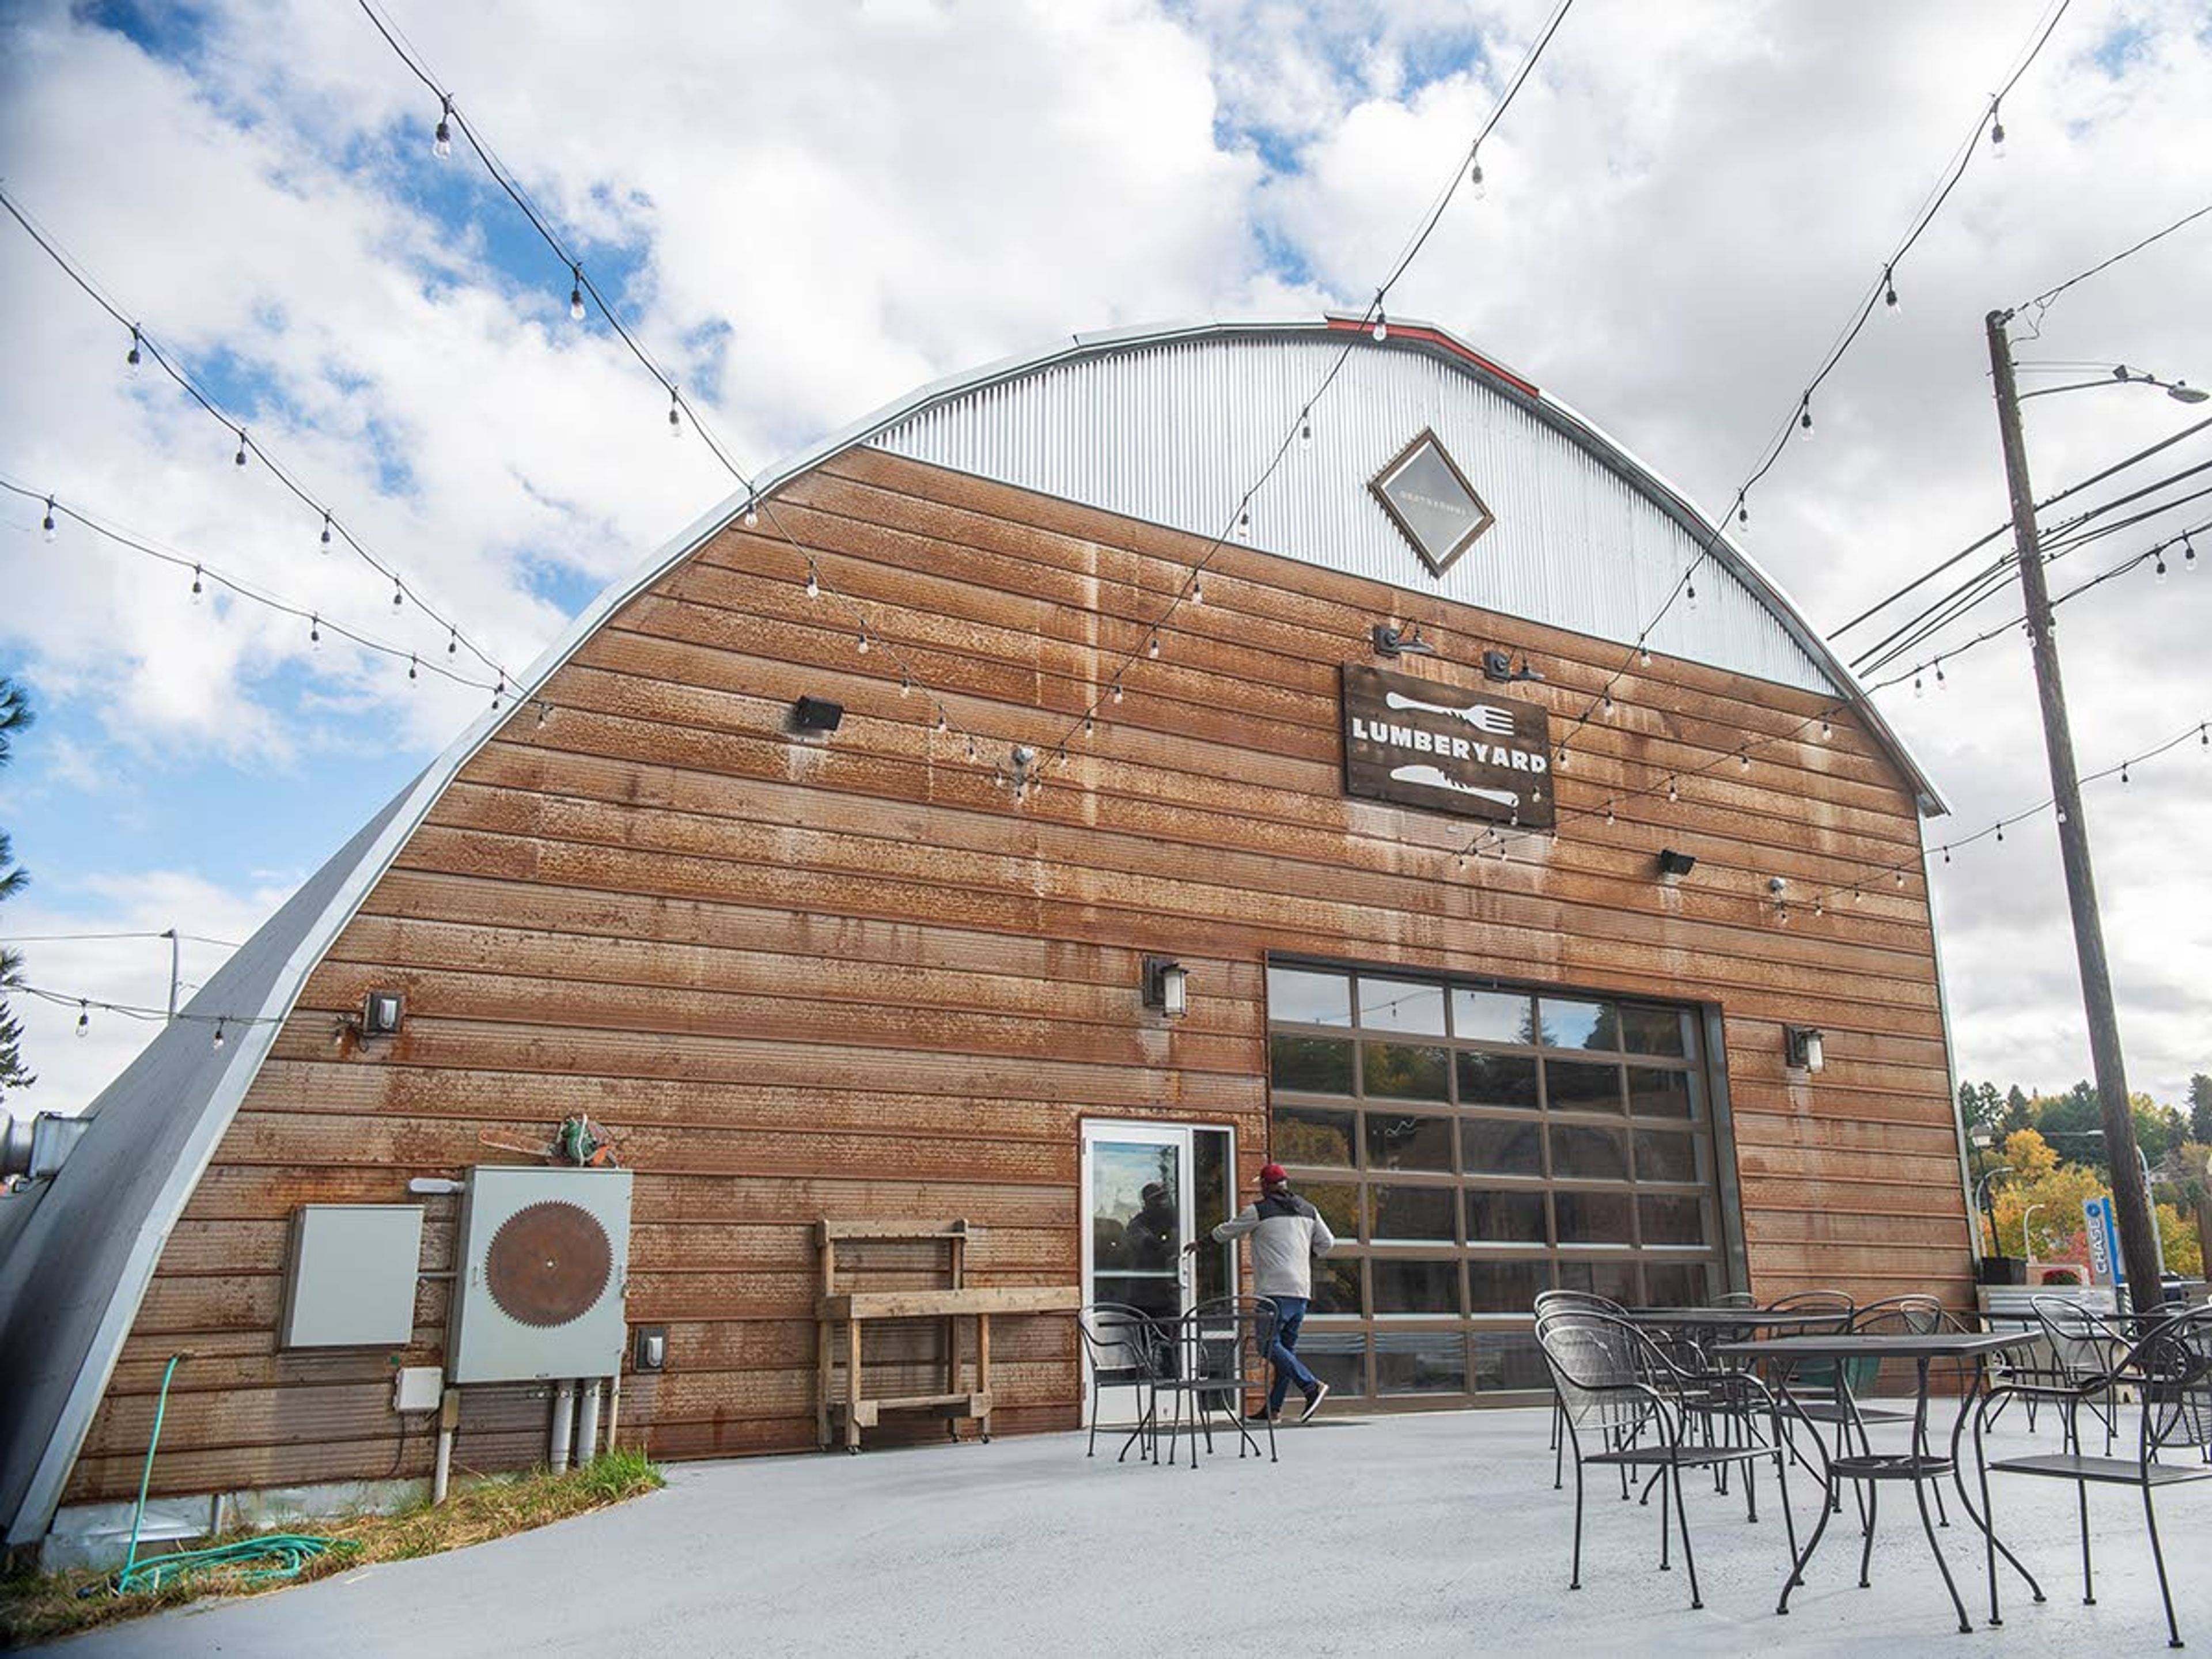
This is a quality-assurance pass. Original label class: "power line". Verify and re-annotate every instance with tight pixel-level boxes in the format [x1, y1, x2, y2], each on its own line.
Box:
[1, 476, 506, 698]
[0, 930, 241, 948]
[0, 183, 513, 685]
[2020, 199, 2212, 319]
[1830, 414, 2212, 642]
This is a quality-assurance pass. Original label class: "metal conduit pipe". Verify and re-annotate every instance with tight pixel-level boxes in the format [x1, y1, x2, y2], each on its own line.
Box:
[433, 1389, 459, 1505]
[548, 1380, 575, 1472]
[605, 1370, 621, 1454]
[576, 1378, 601, 1464]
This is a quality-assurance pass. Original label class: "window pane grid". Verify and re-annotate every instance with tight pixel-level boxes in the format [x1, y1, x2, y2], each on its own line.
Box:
[1267, 961, 1730, 1400]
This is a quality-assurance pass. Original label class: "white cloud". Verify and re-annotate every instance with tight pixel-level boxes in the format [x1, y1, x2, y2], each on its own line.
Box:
[3, 0, 2210, 1113]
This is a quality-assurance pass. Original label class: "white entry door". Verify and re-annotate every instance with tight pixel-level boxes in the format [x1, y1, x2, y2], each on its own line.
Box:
[1080, 1120, 1236, 1421]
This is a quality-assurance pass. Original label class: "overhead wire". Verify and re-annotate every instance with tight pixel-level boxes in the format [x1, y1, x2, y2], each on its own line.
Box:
[0, 184, 513, 688]
[1, 476, 503, 695]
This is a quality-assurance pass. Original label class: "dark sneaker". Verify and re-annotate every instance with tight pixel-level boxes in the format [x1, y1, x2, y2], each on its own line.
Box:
[1298, 1381, 1330, 1423]
[1244, 1407, 1278, 1423]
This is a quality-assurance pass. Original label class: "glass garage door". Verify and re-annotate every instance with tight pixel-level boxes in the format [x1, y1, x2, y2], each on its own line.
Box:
[1264, 960, 1737, 1405]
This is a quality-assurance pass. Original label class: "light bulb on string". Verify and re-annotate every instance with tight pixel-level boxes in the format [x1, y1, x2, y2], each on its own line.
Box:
[234, 429, 248, 468]
[190, 565, 203, 603]
[536, 701, 551, 729]
[1468, 146, 1486, 199]
[408, 654, 419, 683]
[1601, 692, 1614, 718]
[2056, 802, 2067, 823]
[1192, 570, 1206, 604]
[899, 670, 912, 698]
[446, 627, 458, 657]
[1914, 672, 1924, 699]
[434, 96, 453, 158]
[1111, 679, 1124, 705]
[1555, 747, 1569, 771]
[1941, 846, 1951, 863]
[1083, 713, 1094, 736]
[1995, 822, 2004, 843]
[934, 708, 948, 734]
[392, 578, 404, 610]
[2120, 762, 2130, 785]
[320, 512, 332, 554]
[1814, 897, 1824, 918]
[41, 498, 56, 541]
[744, 501, 760, 529]
[1147, 634, 1160, 660]
[855, 628, 870, 656]
[569, 266, 586, 324]
[1738, 751, 1749, 771]
[493, 676, 505, 710]
[2155, 551, 2168, 584]
[1852, 887, 1862, 905]
[1935, 660, 1946, 691]
[2182, 532, 2197, 571]
[309, 612, 320, 647]
[1883, 264, 1900, 313]
[76, 1001, 89, 1037]
[1300, 408, 1312, 444]
[965, 736, 978, 763]
[1820, 716, 1833, 740]
[210, 1019, 227, 1051]
[126, 327, 142, 377]
[804, 562, 820, 600]
[1798, 396, 1814, 442]
[1666, 777, 1679, 804]
[668, 388, 682, 438]
[1892, 868, 1904, 888]
[1737, 502, 1750, 536]
[1372, 309, 1388, 343]
[1685, 579, 1698, 612]
[1604, 801, 1615, 825]
[1988, 99, 2005, 160]
[1638, 643, 1652, 668]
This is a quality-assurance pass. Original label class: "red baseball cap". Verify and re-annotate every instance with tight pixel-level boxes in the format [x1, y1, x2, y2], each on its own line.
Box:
[1259, 1163, 1289, 1187]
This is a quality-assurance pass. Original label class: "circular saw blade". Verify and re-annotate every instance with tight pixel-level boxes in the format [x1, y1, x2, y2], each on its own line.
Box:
[484, 1199, 612, 1328]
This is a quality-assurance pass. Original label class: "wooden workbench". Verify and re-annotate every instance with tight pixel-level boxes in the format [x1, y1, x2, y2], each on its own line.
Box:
[813, 1221, 1078, 1452]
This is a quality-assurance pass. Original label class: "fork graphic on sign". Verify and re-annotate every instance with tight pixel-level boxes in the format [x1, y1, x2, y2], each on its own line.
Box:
[1382, 691, 1518, 736]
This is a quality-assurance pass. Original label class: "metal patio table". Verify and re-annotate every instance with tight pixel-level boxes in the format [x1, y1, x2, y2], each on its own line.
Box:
[1717, 1331, 2045, 1634]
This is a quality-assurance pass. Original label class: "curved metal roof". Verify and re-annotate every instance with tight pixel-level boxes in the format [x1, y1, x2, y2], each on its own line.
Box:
[0, 315, 1943, 1544]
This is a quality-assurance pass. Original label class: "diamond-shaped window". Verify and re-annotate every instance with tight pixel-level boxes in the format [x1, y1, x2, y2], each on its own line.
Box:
[1370, 429, 1495, 578]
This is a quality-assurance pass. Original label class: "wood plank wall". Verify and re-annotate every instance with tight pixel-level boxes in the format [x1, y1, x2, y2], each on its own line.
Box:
[70, 446, 1971, 1503]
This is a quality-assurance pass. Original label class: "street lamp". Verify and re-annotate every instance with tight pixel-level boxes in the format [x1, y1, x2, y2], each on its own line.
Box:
[1984, 312, 2184, 1315]
[2016, 363, 2210, 404]
[2021, 1203, 2046, 1275]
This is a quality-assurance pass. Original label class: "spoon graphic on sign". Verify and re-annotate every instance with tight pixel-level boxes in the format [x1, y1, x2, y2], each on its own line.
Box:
[1383, 691, 1518, 736]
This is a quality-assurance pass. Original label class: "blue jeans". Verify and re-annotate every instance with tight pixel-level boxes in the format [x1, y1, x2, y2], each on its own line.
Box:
[1265, 1296, 1319, 1413]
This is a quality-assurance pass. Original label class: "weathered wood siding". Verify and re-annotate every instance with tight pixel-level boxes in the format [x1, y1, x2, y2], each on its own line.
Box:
[71, 447, 1967, 1501]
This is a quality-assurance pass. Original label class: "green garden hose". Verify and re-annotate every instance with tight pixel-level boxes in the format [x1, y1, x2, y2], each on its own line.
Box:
[108, 1353, 357, 1596]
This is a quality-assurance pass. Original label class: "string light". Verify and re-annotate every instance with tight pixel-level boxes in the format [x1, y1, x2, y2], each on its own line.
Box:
[1146, 635, 1160, 660]
[41, 497, 55, 541]
[1738, 751, 1749, 771]
[1192, 571, 1206, 604]
[434, 95, 453, 158]
[1988, 97, 2005, 160]
[210, 1019, 227, 1051]
[804, 561, 820, 600]
[2120, 762, 2129, 785]
[1300, 408, 1312, 443]
[1468, 147, 1486, 199]
[126, 326, 142, 376]
[934, 708, 949, 734]
[392, 577, 404, 609]
[233, 428, 248, 468]
[569, 264, 586, 324]
[899, 669, 911, 697]
[2056, 803, 2067, 823]
[2154, 550, 2168, 583]
[1638, 643, 1652, 667]
[2183, 532, 2197, 572]
[76, 1001, 89, 1037]
[1604, 802, 1615, 825]
[190, 565, 202, 601]
[667, 388, 682, 438]
[1685, 579, 1698, 612]
[408, 654, 418, 681]
[1111, 679, 1124, 705]
[309, 612, 320, 647]
[1934, 658, 1946, 690]
[1372, 308, 1388, 343]
[1736, 502, 1749, 535]
[319, 510, 332, 554]
[1798, 396, 1814, 442]
[493, 675, 505, 709]
[744, 501, 760, 529]
[855, 628, 870, 655]
[1601, 692, 1614, 717]
[1883, 264, 1900, 312]
[448, 627, 459, 656]
[1666, 777, 1679, 804]
[1820, 717, 1833, 740]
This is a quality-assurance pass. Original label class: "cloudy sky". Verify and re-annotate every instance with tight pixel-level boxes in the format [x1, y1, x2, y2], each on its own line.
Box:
[2, 0, 2207, 1115]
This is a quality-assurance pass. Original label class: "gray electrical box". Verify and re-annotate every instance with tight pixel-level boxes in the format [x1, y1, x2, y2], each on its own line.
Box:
[448, 1167, 632, 1384]
[279, 1205, 425, 1349]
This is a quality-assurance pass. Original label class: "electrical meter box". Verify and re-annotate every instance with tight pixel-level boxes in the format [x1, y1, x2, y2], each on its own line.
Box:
[279, 1205, 425, 1349]
[448, 1166, 633, 1384]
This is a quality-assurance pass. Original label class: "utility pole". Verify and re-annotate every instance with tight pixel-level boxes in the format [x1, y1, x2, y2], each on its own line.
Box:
[1984, 308, 2165, 1315]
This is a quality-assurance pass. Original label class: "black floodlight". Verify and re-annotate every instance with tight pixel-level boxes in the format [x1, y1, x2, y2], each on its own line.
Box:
[791, 696, 845, 733]
[1656, 849, 1698, 878]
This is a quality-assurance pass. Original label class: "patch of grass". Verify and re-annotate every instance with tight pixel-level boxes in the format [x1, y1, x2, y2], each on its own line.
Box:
[0, 1449, 664, 1649]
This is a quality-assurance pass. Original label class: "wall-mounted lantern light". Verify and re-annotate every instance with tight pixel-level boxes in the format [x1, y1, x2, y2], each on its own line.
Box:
[1784, 1025, 1825, 1074]
[1656, 849, 1698, 878]
[1141, 957, 1190, 1018]
[361, 990, 406, 1039]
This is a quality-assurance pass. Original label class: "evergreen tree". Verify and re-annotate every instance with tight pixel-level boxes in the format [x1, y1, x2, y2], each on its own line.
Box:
[2192, 1074, 2212, 1145]
[0, 676, 32, 1095]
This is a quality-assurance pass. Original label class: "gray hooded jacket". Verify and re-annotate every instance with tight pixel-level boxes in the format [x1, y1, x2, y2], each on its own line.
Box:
[1211, 1190, 1336, 1300]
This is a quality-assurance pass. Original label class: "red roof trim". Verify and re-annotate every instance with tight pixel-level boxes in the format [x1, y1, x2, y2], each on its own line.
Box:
[1325, 317, 1541, 400]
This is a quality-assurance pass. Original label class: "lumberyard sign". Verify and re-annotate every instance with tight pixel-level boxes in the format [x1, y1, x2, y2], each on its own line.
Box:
[1342, 664, 1555, 828]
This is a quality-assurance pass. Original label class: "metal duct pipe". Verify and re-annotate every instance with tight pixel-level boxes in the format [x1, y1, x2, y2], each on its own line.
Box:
[575, 1378, 601, 1465]
[548, 1380, 575, 1472]
[433, 1389, 459, 1506]
[2, 1113, 90, 1180]
[1, 1116, 31, 1179]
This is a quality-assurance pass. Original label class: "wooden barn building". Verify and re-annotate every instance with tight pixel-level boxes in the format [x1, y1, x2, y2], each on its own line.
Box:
[0, 315, 1973, 1558]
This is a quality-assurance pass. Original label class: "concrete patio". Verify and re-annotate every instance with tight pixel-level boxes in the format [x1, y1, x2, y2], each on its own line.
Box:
[40, 1404, 2209, 1657]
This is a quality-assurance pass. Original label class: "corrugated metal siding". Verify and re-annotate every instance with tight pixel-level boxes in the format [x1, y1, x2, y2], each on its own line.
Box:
[871, 334, 1834, 694]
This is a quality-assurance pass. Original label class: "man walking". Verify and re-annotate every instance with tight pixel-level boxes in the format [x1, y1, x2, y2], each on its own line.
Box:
[1185, 1162, 1335, 1422]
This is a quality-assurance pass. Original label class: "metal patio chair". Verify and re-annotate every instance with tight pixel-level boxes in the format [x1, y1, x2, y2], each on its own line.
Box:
[1536, 1290, 1627, 1488]
[1076, 1302, 1170, 1463]
[2029, 1293, 2130, 1456]
[1536, 1307, 1799, 1611]
[1152, 1296, 1281, 1471]
[1975, 1306, 2212, 1647]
